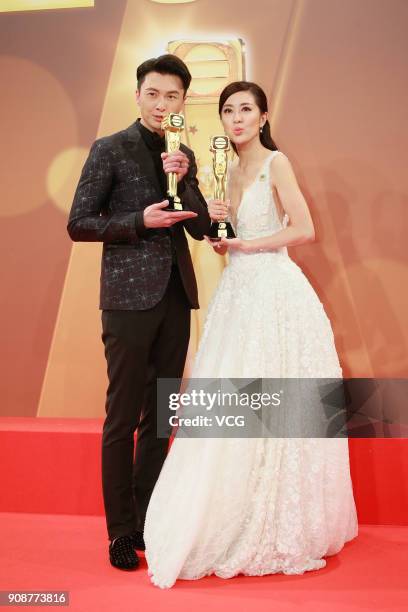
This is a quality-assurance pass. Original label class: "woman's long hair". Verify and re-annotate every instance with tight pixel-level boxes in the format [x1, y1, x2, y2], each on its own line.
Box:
[218, 81, 278, 155]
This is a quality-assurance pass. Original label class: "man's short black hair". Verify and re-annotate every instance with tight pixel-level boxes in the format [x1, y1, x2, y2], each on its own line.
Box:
[136, 54, 192, 94]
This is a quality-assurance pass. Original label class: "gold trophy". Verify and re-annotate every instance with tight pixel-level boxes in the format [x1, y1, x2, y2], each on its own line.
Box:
[161, 113, 185, 211]
[208, 135, 236, 240]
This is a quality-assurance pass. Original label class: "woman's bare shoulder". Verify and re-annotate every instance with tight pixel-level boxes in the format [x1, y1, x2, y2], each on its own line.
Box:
[269, 151, 297, 185]
[270, 150, 290, 167]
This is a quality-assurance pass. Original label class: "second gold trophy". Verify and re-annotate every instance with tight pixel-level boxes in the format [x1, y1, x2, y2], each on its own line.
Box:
[208, 135, 236, 241]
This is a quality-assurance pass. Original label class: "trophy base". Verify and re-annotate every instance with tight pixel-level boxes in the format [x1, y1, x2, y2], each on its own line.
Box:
[208, 220, 236, 241]
[166, 195, 183, 211]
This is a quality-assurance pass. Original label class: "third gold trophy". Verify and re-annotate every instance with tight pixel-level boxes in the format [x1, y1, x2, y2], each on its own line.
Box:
[161, 113, 185, 211]
[208, 135, 236, 240]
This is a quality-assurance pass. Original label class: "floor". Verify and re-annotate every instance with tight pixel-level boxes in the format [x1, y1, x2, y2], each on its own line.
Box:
[1, 512, 407, 612]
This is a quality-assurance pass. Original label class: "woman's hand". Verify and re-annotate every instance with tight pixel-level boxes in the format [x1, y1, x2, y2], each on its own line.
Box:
[204, 235, 251, 255]
[208, 198, 230, 222]
[219, 237, 251, 253]
[203, 235, 228, 255]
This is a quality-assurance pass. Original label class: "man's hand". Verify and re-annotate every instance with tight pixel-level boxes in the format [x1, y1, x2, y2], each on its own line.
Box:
[208, 198, 230, 221]
[143, 200, 197, 229]
[161, 151, 189, 183]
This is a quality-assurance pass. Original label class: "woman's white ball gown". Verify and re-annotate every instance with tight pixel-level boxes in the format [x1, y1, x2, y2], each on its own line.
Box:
[144, 151, 358, 588]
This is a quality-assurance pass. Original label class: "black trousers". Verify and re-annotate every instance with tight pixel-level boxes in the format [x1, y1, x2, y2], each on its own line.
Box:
[101, 265, 190, 540]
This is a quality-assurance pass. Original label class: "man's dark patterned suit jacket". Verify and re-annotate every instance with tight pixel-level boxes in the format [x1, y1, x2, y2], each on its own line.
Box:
[67, 120, 211, 310]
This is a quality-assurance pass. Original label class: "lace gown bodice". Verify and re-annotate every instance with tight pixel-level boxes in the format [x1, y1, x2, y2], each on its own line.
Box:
[229, 150, 289, 246]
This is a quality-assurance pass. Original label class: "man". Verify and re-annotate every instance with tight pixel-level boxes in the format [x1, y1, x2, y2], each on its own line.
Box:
[67, 54, 211, 570]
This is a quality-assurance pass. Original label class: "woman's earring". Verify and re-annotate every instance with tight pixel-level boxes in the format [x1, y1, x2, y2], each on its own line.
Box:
[260, 125, 263, 134]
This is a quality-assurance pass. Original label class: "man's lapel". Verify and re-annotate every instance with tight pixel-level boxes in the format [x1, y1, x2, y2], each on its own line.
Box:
[125, 120, 162, 196]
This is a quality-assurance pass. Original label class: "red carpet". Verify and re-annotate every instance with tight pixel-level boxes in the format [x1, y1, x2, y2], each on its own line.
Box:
[0, 512, 406, 611]
[1, 418, 407, 610]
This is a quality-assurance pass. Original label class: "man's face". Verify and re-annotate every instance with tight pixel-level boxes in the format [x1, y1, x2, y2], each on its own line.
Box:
[136, 71, 186, 134]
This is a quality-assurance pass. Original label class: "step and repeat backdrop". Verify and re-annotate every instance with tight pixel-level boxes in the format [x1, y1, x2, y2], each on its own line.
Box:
[0, 0, 407, 418]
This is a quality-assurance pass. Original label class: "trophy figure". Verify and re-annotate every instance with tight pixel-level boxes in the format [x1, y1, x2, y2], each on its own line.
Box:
[161, 113, 185, 211]
[208, 135, 236, 240]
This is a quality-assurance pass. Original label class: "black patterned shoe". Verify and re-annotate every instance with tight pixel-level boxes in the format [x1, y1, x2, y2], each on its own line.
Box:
[130, 531, 145, 551]
[109, 535, 139, 570]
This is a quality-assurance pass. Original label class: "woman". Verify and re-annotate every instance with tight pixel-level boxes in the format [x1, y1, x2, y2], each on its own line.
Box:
[144, 81, 358, 588]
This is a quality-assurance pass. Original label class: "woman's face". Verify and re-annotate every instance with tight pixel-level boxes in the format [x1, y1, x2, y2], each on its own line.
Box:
[220, 91, 267, 147]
